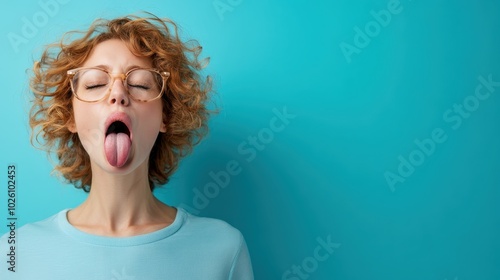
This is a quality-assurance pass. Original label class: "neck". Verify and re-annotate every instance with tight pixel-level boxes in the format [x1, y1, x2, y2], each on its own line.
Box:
[67, 160, 175, 236]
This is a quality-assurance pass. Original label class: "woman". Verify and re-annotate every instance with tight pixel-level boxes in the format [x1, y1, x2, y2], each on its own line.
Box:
[0, 13, 253, 279]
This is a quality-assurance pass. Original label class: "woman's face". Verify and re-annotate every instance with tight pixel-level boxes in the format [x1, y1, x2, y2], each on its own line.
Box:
[68, 39, 166, 175]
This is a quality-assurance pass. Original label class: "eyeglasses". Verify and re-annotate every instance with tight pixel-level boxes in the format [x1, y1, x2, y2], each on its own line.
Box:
[67, 67, 170, 103]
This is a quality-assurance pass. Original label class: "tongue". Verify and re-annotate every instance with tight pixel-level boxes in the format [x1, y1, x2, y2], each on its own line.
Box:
[104, 132, 131, 167]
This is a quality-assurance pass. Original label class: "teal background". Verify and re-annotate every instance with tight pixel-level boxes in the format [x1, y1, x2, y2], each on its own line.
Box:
[1, 0, 500, 279]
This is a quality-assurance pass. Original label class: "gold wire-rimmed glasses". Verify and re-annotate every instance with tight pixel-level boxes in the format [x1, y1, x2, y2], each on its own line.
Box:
[67, 67, 170, 103]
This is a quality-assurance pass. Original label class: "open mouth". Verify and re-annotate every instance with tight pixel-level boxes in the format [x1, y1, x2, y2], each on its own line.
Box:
[106, 121, 130, 137]
[104, 113, 132, 168]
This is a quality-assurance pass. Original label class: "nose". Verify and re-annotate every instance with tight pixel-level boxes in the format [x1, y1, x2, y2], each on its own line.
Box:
[107, 74, 130, 106]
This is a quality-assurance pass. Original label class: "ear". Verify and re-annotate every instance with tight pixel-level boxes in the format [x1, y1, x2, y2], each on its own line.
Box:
[160, 113, 167, 133]
[67, 118, 77, 133]
[159, 121, 167, 133]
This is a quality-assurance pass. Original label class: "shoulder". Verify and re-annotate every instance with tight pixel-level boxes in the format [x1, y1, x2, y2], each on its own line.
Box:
[177, 210, 254, 278]
[1, 210, 64, 246]
[178, 208, 245, 248]
[20, 211, 62, 235]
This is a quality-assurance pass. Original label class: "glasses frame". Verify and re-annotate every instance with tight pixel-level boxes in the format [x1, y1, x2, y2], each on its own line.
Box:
[67, 67, 170, 103]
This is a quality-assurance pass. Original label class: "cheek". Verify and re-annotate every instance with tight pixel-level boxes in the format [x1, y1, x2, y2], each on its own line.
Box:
[72, 103, 104, 153]
[143, 108, 164, 135]
[144, 102, 165, 129]
[79, 127, 105, 156]
[73, 102, 89, 126]
[135, 103, 164, 145]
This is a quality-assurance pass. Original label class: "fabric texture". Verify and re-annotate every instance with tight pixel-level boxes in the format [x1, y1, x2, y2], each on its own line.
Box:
[0, 207, 253, 280]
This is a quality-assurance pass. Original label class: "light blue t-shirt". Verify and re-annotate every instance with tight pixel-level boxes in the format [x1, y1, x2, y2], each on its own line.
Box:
[0, 207, 253, 279]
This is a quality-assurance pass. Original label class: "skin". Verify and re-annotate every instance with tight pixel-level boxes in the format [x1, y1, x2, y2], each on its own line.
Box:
[66, 39, 176, 237]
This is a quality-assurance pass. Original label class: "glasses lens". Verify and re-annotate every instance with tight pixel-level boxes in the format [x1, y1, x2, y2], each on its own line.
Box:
[126, 69, 163, 101]
[72, 69, 110, 102]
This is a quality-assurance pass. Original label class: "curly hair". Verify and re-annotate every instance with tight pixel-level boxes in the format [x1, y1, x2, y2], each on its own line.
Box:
[29, 13, 213, 192]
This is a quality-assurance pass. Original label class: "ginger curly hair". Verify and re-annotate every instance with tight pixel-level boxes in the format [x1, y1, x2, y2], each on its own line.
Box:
[29, 13, 212, 192]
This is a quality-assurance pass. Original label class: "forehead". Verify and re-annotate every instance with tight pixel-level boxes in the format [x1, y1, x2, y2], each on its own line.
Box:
[82, 39, 153, 69]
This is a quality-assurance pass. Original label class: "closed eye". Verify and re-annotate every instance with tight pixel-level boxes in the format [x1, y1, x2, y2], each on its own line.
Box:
[128, 83, 150, 90]
[85, 84, 107, 90]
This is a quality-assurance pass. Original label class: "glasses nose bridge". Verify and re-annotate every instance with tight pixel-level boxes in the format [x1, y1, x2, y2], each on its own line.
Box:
[105, 72, 129, 101]
[109, 72, 127, 83]
[107, 72, 128, 94]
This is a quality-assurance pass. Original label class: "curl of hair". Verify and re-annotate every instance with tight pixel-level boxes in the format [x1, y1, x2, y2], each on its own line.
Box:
[29, 13, 213, 192]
